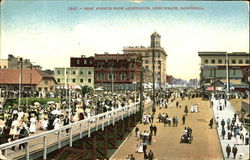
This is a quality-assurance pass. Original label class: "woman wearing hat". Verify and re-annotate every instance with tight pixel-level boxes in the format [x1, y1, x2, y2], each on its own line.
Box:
[29, 114, 37, 134]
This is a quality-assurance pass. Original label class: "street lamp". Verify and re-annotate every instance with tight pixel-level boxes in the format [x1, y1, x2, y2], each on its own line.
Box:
[18, 58, 23, 107]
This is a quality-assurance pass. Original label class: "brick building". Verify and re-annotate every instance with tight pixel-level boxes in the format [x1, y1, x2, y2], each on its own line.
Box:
[70, 53, 142, 91]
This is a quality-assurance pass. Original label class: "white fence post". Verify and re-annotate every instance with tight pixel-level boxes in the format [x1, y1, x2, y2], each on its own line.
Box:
[80, 124, 83, 138]
[69, 127, 73, 147]
[26, 142, 30, 160]
[57, 131, 61, 149]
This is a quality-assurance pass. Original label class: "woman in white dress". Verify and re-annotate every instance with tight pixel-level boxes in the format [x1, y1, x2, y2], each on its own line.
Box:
[53, 116, 61, 130]
[29, 114, 37, 134]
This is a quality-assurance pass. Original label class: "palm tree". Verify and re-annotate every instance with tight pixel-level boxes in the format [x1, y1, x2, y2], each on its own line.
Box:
[79, 85, 92, 98]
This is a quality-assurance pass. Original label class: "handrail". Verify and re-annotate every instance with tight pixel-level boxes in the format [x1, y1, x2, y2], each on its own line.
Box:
[0, 102, 140, 151]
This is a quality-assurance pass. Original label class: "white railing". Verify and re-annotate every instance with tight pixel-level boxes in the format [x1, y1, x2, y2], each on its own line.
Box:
[0, 102, 140, 160]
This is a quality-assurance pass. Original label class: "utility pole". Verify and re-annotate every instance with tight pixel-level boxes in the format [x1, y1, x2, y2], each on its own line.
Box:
[18, 58, 23, 107]
[30, 63, 33, 97]
[159, 60, 161, 90]
[152, 45, 156, 112]
[213, 67, 216, 91]
[139, 56, 144, 122]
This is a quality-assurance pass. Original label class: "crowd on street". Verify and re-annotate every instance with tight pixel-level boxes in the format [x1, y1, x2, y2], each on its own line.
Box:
[211, 95, 249, 160]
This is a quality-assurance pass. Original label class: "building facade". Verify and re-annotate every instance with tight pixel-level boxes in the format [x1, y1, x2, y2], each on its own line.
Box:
[0, 68, 56, 91]
[198, 52, 250, 91]
[93, 53, 142, 91]
[54, 67, 94, 89]
[123, 32, 167, 88]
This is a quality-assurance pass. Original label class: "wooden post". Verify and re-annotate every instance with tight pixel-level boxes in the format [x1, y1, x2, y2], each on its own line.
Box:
[92, 133, 97, 160]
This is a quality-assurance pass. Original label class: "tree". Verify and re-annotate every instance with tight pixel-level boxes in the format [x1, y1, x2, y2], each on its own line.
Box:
[79, 85, 92, 98]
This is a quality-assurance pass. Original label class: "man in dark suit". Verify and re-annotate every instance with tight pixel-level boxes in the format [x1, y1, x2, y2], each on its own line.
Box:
[226, 144, 231, 158]
[148, 150, 154, 160]
[232, 145, 238, 159]
[64, 114, 70, 133]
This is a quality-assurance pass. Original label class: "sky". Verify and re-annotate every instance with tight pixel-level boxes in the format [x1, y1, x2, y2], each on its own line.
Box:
[0, 1, 249, 80]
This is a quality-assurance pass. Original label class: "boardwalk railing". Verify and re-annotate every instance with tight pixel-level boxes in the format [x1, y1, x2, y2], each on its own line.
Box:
[0, 102, 140, 160]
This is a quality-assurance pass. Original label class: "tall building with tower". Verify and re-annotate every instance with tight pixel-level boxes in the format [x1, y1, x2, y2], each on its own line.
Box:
[123, 32, 167, 88]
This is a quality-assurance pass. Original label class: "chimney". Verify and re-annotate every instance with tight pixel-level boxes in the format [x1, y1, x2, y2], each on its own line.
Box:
[81, 55, 85, 58]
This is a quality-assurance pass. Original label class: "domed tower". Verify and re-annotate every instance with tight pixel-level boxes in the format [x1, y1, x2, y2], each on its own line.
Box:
[151, 32, 161, 48]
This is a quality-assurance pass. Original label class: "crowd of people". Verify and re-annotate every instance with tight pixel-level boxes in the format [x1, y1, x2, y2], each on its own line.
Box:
[211, 95, 249, 160]
[0, 91, 139, 151]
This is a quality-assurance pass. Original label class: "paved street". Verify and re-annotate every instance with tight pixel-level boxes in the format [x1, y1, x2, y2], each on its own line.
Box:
[111, 98, 223, 160]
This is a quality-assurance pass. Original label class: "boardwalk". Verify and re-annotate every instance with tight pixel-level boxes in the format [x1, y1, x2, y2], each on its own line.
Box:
[111, 98, 223, 160]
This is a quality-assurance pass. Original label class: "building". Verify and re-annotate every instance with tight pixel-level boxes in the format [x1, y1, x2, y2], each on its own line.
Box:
[93, 53, 142, 91]
[198, 52, 250, 91]
[0, 54, 41, 69]
[123, 32, 167, 88]
[0, 68, 57, 91]
[54, 67, 94, 89]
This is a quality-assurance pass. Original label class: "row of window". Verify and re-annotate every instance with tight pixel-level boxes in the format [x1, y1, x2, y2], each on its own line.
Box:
[96, 72, 133, 81]
[144, 60, 162, 64]
[144, 66, 162, 70]
[56, 70, 92, 75]
[204, 59, 250, 64]
[38, 86, 54, 91]
[76, 59, 93, 65]
[144, 53, 161, 58]
[57, 78, 92, 83]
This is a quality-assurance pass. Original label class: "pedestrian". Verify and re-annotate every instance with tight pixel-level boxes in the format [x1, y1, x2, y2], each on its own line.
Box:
[209, 118, 213, 129]
[182, 115, 186, 125]
[153, 125, 157, 136]
[143, 142, 147, 154]
[245, 133, 249, 145]
[149, 124, 153, 135]
[221, 119, 225, 129]
[148, 150, 154, 160]
[232, 145, 238, 159]
[221, 128, 226, 140]
[135, 127, 139, 136]
[176, 101, 179, 108]
[148, 133, 152, 145]
[226, 144, 231, 158]
[130, 154, 135, 160]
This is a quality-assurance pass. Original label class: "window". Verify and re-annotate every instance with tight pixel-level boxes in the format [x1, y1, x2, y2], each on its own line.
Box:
[218, 59, 222, 64]
[145, 60, 149, 64]
[57, 78, 60, 83]
[108, 73, 112, 80]
[158, 66, 161, 69]
[50, 86, 53, 90]
[38, 87, 42, 91]
[88, 79, 91, 83]
[130, 73, 135, 80]
[145, 53, 149, 57]
[204, 59, 208, 64]
[44, 87, 48, 91]
[84, 59, 87, 64]
[158, 53, 161, 58]
[72, 78, 76, 83]
[90, 60, 93, 64]
[88, 71, 92, 75]
[80, 70, 83, 74]
[80, 78, 83, 83]
[57, 70, 60, 74]
[121, 72, 126, 81]
[145, 66, 149, 69]
[97, 73, 101, 80]
[45, 80, 48, 84]
[211, 59, 215, 64]
[239, 60, 243, 64]
[232, 59, 236, 64]
[77, 59, 80, 65]
[101, 73, 105, 80]
[72, 71, 76, 74]
[158, 60, 161, 64]
[246, 60, 250, 64]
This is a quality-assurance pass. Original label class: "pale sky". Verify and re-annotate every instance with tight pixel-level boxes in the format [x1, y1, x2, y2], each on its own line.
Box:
[0, 1, 249, 80]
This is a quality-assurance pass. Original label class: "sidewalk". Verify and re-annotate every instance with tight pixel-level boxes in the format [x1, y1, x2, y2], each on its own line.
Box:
[212, 98, 249, 160]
